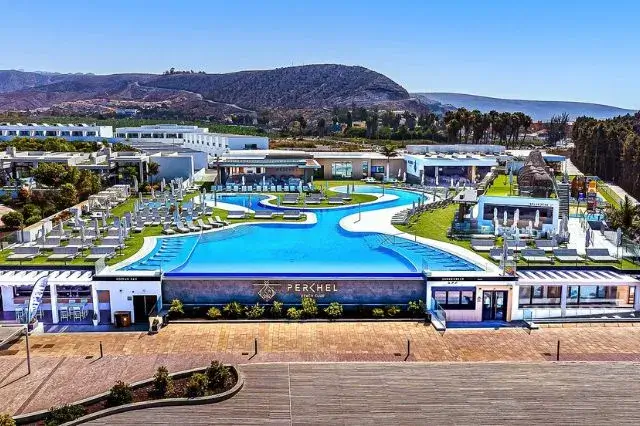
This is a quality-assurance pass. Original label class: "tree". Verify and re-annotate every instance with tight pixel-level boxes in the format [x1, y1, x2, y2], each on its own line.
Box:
[32, 163, 74, 187]
[546, 113, 570, 144]
[57, 183, 78, 209]
[316, 118, 326, 138]
[147, 161, 160, 184]
[2, 211, 23, 229]
[380, 144, 398, 179]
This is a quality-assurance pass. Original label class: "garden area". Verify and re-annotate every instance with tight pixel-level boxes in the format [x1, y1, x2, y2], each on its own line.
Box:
[4, 361, 238, 426]
[167, 297, 427, 321]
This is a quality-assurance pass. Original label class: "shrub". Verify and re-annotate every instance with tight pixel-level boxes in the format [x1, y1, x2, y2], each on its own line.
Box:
[301, 296, 318, 318]
[386, 305, 401, 317]
[186, 373, 209, 398]
[22, 204, 42, 219]
[407, 300, 426, 317]
[25, 215, 41, 226]
[271, 301, 284, 318]
[372, 308, 385, 318]
[223, 301, 244, 319]
[287, 307, 303, 320]
[205, 360, 231, 390]
[206, 306, 222, 320]
[1, 211, 23, 229]
[324, 302, 343, 319]
[106, 381, 133, 407]
[152, 366, 174, 397]
[44, 405, 86, 426]
[0, 413, 15, 426]
[168, 299, 184, 318]
[245, 303, 265, 319]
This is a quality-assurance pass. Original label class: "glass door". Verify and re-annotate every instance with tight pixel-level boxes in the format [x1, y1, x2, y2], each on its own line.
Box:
[482, 291, 508, 321]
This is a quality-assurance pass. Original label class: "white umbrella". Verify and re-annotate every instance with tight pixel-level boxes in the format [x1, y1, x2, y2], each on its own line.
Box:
[94, 218, 100, 236]
[398, 168, 402, 179]
[403, 171, 406, 182]
[118, 223, 124, 245]
[80, 224, 86, 245]
[106, 203, 111, 219]
[503, 210, 508, 226]
[450, 179, 454, 189]
[534, 210, 540, 228]
[241, 175, 245, 186]
[151, 187, 155, 199]
[501, 237, 509, 271]
[101, 214, 107, 228]
[513, 208, 520, 225]
[160, 178, 165, 192]
[132, 175, 139, 194]
[421, 174, 425, 186]
[58, 220, 64, 236]
[262, 175, 266, 187]
[616, 228, 623, 246]
[494, 217, 500, 236]
[298, 180, 303, 193]
[493, 207, 498, 222]
[528, 220, 533, 235]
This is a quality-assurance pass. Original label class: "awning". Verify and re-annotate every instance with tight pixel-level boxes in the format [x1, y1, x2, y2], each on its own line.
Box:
[0, 270, 94, 287]
[517, 269, 639, 286]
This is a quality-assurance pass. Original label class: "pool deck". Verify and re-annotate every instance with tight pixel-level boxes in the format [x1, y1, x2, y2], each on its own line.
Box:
[339, 204, 500, 273]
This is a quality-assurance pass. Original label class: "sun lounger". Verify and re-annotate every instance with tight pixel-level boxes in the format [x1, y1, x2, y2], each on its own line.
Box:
[585, 248, 618, 262]
[47, 246, 79, 261]
[282, 195, 298, 205]
[553, 249, 584, 262]
[197, 218, 212, 230]
[534, 239, 558, 252]
[283, 210, 302, 220]
[328, 197, 344, 205]
[215, 215, 230, 226]
[86, 246, 116, 261]
[506, 240, 528, 252]
[175, 223, 190, 233]
[186, 220, 200, 232]
[489, 248, 515, 262]
[254, 210, 274, 219]
[470, 238, 495, 252]
[227, 211, 246, 220]
[162, 224, 175, 235]
[36, 237, 62, 250]
[521, 248, 553, 263]
[66, 238, 92, 250]
[306, 195, 321, 205]
[7, 246, 40, 260]
[207, 217, 224, 228]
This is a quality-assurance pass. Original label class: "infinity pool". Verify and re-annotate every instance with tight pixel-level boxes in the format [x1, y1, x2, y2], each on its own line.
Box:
[121, 186, 480, 274]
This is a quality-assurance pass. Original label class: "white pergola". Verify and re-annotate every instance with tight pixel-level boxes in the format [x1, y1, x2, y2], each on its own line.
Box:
[0, 270, 99, 324]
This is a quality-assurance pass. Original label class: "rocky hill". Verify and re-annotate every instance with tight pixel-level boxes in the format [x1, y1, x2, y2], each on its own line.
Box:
[0, 65, 411, 118]
[414, 92, 637, 121]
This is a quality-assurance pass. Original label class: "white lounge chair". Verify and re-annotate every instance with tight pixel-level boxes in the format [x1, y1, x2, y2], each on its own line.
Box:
[197, 218, 212, 230]
[48, 246, 79, 261]
[283, 210, 301, 220]
[521, 249, 553, 263]
[7, 246, 40, 260]
[586, 248, 618, 262]
[254, 210, 274, 219]
[553, 249, 584, 263]
[215, 215, 230, 226]
[227, 211, 246, 220]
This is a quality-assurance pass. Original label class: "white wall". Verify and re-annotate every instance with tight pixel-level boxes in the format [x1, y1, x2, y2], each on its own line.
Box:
[152, 155, 195, 181]
[226, 136, 268, 150]
[94, 280, 162, 323]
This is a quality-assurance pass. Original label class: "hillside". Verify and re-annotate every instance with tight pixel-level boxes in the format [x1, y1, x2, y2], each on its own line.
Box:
[413, 92, 637, 121]
[0, 65, 411, 118]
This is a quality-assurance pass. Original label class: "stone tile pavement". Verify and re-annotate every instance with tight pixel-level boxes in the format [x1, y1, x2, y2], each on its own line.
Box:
[3, 321, 640, 415]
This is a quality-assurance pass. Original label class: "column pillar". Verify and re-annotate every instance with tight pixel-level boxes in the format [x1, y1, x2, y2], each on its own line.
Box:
[560, 284, 568, 317]
[50, 281, 59, 324]
[91, 283, 100, 325]
[634, 285, 640, 311]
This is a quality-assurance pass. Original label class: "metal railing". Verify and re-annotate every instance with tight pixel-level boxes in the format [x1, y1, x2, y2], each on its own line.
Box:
[430, 299, 447, 329]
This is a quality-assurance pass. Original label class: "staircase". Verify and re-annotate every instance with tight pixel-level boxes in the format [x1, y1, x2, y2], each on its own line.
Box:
[391, 209, 411, 225]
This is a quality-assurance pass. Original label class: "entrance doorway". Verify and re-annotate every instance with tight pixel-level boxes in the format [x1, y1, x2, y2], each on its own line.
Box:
[132, 295, 158, 324]
[482, 291, 508, 321]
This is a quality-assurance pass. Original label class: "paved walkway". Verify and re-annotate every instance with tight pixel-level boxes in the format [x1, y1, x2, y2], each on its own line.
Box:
[88, 362, 640, 425]
[4, 322, 640, 415]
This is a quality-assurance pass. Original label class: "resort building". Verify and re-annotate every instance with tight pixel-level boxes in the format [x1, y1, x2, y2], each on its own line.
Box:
[311, 152, 404, 180]
[0, 123, 113, 141]
[114, 124, 269, 157]
[473, 195, 560, 235]
[216, 150, 320, 185]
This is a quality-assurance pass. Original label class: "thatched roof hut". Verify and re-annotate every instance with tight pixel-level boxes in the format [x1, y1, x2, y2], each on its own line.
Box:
[517, 150, 554, 197]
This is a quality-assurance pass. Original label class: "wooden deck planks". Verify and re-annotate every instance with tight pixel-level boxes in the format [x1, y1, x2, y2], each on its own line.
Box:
[86, 362, 640, 425]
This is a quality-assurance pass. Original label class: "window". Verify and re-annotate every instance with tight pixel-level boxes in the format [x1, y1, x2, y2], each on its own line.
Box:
[371, 165, 384, 174]
[72, 131, 83, 136]
[432, 289, 476, 310]
[86, 131, 96, 136]
[19, 131, 30, 136]
[519, 285, 561, 306]
[362, 161, 368, 176]
[567, 285, 632, 307]
[141, 133, 152, 138]
[45, 131, 57, 136]
[331, 162, 352, 178]
[61, 131, 71, 136]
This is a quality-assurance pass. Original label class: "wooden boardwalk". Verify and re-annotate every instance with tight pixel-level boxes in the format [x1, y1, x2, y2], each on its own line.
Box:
[87, 361, 640, 425]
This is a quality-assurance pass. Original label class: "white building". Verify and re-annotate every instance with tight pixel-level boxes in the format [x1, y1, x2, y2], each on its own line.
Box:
[115, 124, 269, 157]
[0, 123, 113, 141]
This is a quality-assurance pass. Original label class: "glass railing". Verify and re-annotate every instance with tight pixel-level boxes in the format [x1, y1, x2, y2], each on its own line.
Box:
[430, 299, 447, 329]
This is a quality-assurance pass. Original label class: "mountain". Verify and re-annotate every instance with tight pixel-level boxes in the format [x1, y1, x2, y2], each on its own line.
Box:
[0, 65, 411, 119]
[413, 92, 637, 121]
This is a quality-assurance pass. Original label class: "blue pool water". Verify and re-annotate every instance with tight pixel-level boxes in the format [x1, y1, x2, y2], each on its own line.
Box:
[122, 186, 480, 274]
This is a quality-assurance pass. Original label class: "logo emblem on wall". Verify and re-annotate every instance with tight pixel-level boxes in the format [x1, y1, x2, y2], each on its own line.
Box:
[256, 280, 278, 302]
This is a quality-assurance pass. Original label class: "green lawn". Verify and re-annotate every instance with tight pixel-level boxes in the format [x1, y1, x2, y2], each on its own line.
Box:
[485, 175, 517, 196]
[395, 204, 640, 271]
[597, 185, 622, 209]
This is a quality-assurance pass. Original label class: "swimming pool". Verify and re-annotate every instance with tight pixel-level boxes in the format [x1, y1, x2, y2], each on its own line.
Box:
[121, 185, 481, 274]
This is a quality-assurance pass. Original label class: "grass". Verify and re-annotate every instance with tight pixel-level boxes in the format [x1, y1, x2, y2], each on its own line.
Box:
[395, 204, 640, 271]
[597, 185, 622, 209]
[485, 175, 517, 196]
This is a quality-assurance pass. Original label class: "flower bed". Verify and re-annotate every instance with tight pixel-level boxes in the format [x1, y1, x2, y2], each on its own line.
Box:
[14, 363, 242, 426]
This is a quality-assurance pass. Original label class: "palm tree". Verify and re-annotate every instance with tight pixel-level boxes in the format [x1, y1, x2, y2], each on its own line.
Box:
[380, 144, 398, 180]
[147, 161, 159, 184]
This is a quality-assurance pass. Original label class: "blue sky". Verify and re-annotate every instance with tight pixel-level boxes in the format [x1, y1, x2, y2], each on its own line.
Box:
[1, 0, 639, 109]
